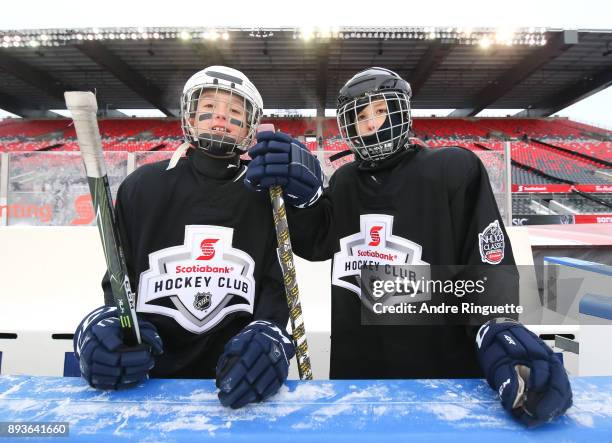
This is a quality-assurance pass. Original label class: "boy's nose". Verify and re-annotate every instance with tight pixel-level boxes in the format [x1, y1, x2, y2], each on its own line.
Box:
[213, 102, 229, 119]
[213, 110, 227, 121]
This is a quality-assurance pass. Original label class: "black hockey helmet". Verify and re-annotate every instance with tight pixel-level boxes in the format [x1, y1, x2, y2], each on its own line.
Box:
[336, 67, 412, 162]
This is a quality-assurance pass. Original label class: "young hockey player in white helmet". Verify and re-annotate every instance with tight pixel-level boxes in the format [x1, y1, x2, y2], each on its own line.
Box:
[171, 66, 264, 162]
[73, 66, 295, 409]
[246, 66, 572, 426]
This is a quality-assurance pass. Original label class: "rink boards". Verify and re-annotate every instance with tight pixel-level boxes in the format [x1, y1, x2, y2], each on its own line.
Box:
[0, 375, 611, 442]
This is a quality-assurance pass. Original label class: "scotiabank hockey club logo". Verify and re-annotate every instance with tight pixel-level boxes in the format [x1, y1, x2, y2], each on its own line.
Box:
[137, 225, 256, 334]
[332, 214, 428, 298]
[478, 220, 505, 265]
[197, 239, 218, 260]
[369, 226, 383, 246]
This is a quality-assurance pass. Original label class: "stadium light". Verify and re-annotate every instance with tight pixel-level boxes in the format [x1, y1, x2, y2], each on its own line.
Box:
[300, 27, 314, 41]
[319, 27, 332, 39]
[479, 37, 491, 49]
[495, 27, 515, 46]
[0, 26, 553, 48]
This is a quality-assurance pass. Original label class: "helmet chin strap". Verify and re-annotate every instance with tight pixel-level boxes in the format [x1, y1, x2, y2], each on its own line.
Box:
[197, 133, 239, 158]
[165, 133, 239, 171]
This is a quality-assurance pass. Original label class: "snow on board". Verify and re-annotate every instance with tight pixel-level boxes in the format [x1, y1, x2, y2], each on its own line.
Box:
[0, 375, 611, 442]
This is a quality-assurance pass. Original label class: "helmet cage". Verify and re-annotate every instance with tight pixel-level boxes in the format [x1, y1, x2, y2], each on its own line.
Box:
[337, 91, 411, 162]
[180, 83, 262, 156]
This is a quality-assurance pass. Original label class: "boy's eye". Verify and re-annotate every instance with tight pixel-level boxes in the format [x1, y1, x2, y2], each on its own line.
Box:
[376, 108, 386, 114]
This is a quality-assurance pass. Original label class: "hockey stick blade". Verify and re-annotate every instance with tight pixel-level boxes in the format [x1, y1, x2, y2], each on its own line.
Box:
[64, 92, 107, 179]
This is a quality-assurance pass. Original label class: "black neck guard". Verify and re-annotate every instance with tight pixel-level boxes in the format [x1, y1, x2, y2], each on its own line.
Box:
[189, 148, 241, 180]
[357, 144, 420, 172]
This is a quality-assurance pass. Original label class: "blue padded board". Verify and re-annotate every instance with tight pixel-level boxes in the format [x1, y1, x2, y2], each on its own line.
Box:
[579, 293, 612, 320]
[0, 376, 611, 442]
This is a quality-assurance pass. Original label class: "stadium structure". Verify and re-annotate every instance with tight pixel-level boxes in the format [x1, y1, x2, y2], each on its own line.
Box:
[0, 26, 611, 226]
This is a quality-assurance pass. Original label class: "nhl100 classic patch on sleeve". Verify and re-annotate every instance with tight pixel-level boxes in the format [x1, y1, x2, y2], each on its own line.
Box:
[478, 220, 505, 265]
[137, 225, 256, 334]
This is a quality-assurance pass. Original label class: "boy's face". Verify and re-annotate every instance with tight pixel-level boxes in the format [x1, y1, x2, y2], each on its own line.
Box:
[193, 89, 249, 142]
[355, 99, 388, 137]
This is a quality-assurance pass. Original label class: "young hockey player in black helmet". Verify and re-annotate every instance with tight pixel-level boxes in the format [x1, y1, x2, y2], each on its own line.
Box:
[245, 67, 572, 426]
[72, 66, 295, 409]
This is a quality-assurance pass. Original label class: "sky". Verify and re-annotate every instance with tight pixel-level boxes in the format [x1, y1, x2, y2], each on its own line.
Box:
[0, 0, 610, 126]
[2, 0, 611, 29]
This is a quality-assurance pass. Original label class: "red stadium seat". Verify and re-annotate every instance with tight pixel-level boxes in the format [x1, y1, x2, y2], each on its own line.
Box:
[1, 117, 610, 187]
[549, 141, 612, 163]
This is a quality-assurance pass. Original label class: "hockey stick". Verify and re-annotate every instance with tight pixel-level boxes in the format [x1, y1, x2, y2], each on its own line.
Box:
[65, 91, 141, 346]
[258, 124, 313, 380]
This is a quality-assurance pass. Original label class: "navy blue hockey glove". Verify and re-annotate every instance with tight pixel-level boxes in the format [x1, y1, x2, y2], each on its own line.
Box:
[245, 130, 323, 208]
[216, 320, 295, 409]
[475, 318, 572, 427]
[74, 306, 163, 390]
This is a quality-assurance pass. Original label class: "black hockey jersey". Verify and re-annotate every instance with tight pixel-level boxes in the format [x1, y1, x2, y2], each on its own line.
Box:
[101, 149, 288, 378]
[288, 146, 519, 379]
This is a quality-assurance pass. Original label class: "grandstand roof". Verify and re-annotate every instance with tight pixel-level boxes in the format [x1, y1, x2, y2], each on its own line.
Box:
[0, 28, 611, 118]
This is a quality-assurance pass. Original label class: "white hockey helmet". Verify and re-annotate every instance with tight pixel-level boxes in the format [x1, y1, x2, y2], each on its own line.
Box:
[180, 66, 263, 156]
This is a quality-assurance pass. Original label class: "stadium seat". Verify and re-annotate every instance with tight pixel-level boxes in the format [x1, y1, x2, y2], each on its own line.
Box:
[1, 117, 610, 189]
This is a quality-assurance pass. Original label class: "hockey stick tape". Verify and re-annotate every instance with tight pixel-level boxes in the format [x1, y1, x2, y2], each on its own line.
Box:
[257, 123, 276, 134]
